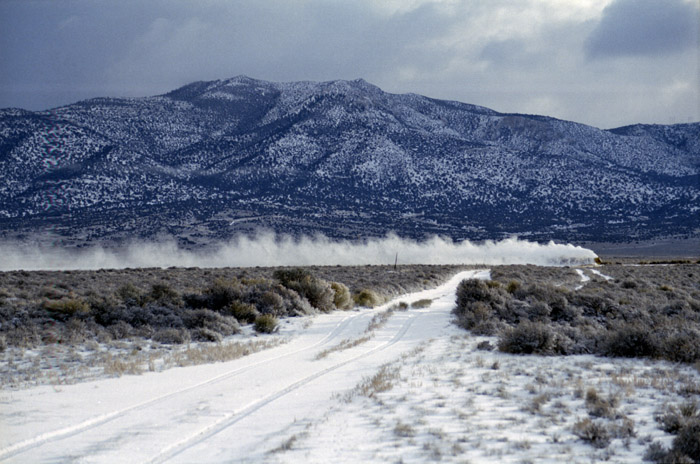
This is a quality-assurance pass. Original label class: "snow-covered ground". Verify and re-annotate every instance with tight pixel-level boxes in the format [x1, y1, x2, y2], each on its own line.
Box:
[1, 270, 697, 463]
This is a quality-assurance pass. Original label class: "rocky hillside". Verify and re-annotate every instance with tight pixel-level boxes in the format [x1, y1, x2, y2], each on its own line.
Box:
[0, 76, 698, 247]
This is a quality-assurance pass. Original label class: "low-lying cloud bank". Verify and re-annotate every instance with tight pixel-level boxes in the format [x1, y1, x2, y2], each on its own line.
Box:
[0, 234, 597, 271]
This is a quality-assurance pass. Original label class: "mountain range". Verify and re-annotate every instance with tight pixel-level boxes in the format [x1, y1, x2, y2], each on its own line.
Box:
[0, 76, 698, 248]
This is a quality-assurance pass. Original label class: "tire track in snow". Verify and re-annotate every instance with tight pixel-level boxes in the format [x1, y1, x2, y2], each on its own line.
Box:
[145, 314, 419, 464]
[2, 270, 486, 463]
[574, 268, 590, 290]
[0, 311, 370, 462]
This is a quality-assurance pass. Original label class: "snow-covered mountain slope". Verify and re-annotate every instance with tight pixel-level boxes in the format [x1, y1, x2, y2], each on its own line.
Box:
[0, 76, 698, 246]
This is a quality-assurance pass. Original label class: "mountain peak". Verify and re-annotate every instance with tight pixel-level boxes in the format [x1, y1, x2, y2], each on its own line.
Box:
[0, 77, 698, 247]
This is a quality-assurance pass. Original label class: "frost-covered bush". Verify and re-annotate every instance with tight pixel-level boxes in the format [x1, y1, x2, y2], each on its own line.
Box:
[498, 321, 556, 355]
[153, 327, 190, 344]
[354, 289, 382, 308]
[456, 279, 493, 308]
[648, 401, 700, 463]
[331, 282, 353, 310]
[116, 283, 145, 306]
[182, 309, 240, 337]
[673, 421, 700, 463]
[585, 387, 620, 419]
[572, 418, 612, 449]
[659, 328, 700, 363]
[226, 300, 259, 323]
[454, 263, 700, 365]
[602, 323, 659, 358]
[203, 278, 243, 311]
[148, 283, 181, 307]
[107, 320, 133, 339]
[274, 268, 335, 312]
[186, 276, 314, 318]
[192, 327, 223, 342]
[254, 314, 278, 334]
[454, 301, 499, 335]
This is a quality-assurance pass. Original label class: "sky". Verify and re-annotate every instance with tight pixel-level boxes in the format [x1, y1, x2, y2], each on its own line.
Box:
[0, 0, 698, 129]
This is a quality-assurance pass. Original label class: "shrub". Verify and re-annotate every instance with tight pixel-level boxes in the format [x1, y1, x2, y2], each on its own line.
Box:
[650, 401, 700, 463]
[227, 300, 259, 323]
[257, 291, 285, 315]
[673, 421, 700, 463]
[107, 320, 133, 339]
[182, 309, 240, 336]
[455, 302, 498, 335]
[456, 279, 493, 309]
[254, 314, 278, 333]
[183, 293, 210, 309]
[476, 340, 494, 351]
[43, 298, 90, 318]
[657, 401, 699, 434]
[204, 279, 242, 311]
[603, 323, 659, 358]
[274, 269, 335, 311]
[506, 280, 521, 293]
[528, 301, 551, 321]
[585, 387, 619, 419]
[273, 268, 311, 287]
[149, 283, 180, 306]
[354, 289, 382, 308]
[572, 418, 611, 449]
[153, 327, 190, 344]
[643, 442, 668, 463]
[498, 321, 555, 355]
[661, 330, 700, 363]
[192, 327, 223, 342]
[331, 282, 353, 310]
[116, 283, 145, 306]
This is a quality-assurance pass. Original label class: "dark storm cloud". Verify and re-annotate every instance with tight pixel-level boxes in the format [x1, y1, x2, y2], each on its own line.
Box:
[0, 0, 698, 127]
[585, 0, 699, 59]
[0, 0, 458, 110]
[104, 0, 457, 94]
[0, 0, 155, 109]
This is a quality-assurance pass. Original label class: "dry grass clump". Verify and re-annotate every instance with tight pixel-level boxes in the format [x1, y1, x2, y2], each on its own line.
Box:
[316, 307, 395, 359]
[411, 299, 433, 309]
[349, 364, 401, 399]
[454, 263, 700, 364]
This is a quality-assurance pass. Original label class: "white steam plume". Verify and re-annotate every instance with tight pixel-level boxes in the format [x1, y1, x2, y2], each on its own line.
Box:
[0, 233, 597, 271]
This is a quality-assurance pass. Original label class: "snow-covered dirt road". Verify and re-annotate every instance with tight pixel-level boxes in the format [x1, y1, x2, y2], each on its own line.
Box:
[3, 268, 698, 463]
[1, 270, 489, 463]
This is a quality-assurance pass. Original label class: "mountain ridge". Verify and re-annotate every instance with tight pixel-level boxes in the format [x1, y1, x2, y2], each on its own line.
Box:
[0, 76, 698, 248]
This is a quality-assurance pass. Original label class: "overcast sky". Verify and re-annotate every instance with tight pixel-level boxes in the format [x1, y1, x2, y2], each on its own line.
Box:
[0, 0, 698, 129]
